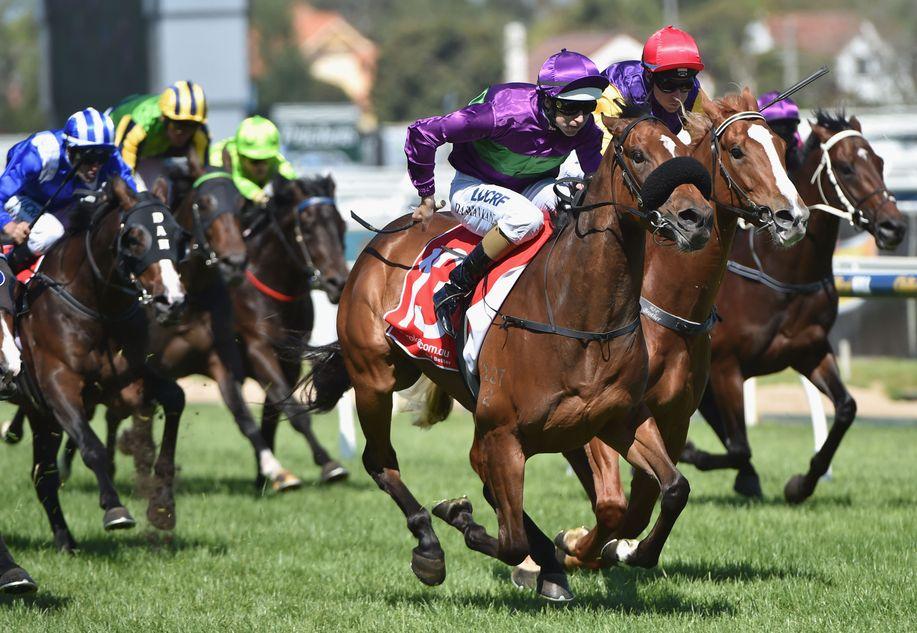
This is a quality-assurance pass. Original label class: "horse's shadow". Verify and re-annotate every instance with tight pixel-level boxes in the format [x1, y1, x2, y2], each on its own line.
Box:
[0, 592, 71, 611]
[3, 530, 228, 559]
[688, 492, 853, 509]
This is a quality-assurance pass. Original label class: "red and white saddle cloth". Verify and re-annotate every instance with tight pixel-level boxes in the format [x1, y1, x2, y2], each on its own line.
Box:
[1, 245, 42, 283]
[384, 215, 553, 375]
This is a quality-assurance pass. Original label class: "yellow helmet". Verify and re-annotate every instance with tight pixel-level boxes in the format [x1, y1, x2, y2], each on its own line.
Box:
[158, 80, 207, 123]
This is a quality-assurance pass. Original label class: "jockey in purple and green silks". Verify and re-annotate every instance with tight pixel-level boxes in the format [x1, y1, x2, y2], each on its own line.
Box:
[758, 92, 804, 172]
[210, 116, 297, 210]
[405, 49, 608, 337]
[596, 26, 709, 152]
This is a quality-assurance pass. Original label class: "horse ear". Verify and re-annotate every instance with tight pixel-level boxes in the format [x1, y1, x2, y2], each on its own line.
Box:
[848, 115, 862, 132]
[808, 120, 833, 143]
[151, 177, 170, 204]
[111, 176, 137, 209]
[701, 96, 722, 123]
[187, 148, 204, 179]
[601, 114, 628, 137]
[741, 87, 758, 111]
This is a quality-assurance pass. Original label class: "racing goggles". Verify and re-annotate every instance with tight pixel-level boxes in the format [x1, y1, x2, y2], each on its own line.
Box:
[656, 77, 695, 94]
[72, 146, 114, 165]
[554, 99, 597, 117]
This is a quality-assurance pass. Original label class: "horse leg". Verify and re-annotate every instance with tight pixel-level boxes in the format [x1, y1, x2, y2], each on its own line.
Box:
[208, 351, 301, 492]
[58, 436, 78, 483]
[28, 412, 77, 552]
[248, 342, 348, 483]
[0, 533, 37, 594]
[1, 406, 26, 444]
[597, 409, 690, 569]
[354, 381, 446, 586]
[255, 400, 281, 490]
[146, 378, 185, 530]
[785, 351, 856, 504]
[42, 369, 134, 529]
[679, 366, 761, 497]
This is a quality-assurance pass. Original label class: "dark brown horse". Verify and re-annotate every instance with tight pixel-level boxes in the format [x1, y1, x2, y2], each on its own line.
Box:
[301, 109, 715, 602]
[231, 174, 351, 487]
[0, 533, 36, 594]
[537, 90, 811, 574]
[680, 110, 908, 502]
[18, 178, 186, 551]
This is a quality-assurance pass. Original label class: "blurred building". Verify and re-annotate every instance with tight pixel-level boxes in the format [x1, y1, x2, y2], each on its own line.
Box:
[528, 31, 643, 78]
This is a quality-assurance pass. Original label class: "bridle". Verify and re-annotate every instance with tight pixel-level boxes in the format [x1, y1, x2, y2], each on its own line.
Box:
[267, 193, 335, 289]
[808, 129, 895, 230]
[188, 171, 239, 267]
[708, 111, 777, 227]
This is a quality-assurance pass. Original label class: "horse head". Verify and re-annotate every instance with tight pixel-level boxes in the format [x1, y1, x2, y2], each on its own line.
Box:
[110, 177, 187, 324]
[600, 101, 714, 251]
[184, 169, 248, 285]
[806, 110, 906, 250]
[691, 88, 809, 246]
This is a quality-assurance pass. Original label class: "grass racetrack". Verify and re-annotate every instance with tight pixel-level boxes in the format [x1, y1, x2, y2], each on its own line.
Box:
[1, 401, 915, 631]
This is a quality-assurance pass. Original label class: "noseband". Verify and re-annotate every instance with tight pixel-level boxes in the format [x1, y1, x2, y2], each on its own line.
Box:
[709, 111, 777, 226]
[808, 129, 895, 230]
[268, 193, 335, 289]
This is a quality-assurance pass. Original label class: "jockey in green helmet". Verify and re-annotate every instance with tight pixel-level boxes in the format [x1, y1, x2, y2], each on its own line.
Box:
[210, 116, 297, 208]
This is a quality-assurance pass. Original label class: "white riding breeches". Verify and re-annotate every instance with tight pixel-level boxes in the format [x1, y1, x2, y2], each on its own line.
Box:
[6, 196, 65, 253]
[448, 172, 557, 244]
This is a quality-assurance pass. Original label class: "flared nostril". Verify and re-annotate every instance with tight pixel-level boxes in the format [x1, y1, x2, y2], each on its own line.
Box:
[774, 209, 794, 226]
[677, 208, 702, 227]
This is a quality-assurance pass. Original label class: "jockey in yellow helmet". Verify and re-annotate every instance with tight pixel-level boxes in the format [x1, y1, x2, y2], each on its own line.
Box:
[109, 80, 210, 171]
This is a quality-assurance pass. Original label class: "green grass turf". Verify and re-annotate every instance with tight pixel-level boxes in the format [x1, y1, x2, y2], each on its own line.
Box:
[0, 402, 914, 632]
[757, 356, 917, 400]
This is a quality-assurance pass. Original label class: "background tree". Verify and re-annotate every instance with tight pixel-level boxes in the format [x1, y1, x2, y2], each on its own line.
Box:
[0, 0, 44, 132]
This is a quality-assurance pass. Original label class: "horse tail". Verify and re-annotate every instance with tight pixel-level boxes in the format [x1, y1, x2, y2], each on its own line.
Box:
[401, 376, 454, 429]
[302, 342, 351, 413]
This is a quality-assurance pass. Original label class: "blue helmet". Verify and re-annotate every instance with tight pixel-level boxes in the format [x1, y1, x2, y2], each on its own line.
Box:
[63, 108, 116, 149]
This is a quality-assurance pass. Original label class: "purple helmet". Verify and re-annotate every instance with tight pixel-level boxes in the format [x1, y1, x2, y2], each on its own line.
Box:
[537, 49, 608, 101]
[758, 91, 800, 123]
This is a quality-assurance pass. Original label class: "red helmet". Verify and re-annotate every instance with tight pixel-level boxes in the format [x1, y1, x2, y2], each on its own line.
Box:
[642, 26, 704, 73]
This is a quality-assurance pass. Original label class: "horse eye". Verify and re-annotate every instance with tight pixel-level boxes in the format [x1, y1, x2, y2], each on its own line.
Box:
[730, 146, 744, 159]
[631, 150, 645, 164]
[837, 162, 855, 176]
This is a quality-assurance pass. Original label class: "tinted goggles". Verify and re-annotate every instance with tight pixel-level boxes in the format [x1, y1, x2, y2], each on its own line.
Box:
[554, 99, 597, 116]
[73, 146, 114, 165]
[656, 78, 694, 94]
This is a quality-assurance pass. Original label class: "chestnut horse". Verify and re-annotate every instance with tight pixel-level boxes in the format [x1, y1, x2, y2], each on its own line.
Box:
[539, 90, 811, 574]
[18, 178, 186, 550]
[680, 110, 908, 502]
[302, 108, 715, 602]
[232, 174, 351, 487]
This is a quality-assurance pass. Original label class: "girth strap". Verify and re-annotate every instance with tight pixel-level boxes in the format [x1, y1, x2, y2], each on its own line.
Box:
[639, 297, 717, 335]
[245, 269, 302, 303]
[31, 272, 140, 322]
[725, 260, 830, 295]
[497, 313, 640, 343]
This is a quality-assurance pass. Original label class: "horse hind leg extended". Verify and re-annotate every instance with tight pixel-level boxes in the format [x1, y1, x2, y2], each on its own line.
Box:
[785, 351, 856, 504]
[145, 377, 185, 530]
[28, 412, 78, 552]
[596, 408, 690, 569]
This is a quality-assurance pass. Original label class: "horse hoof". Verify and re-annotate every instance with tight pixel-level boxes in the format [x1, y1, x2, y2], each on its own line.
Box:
[54, 531, 78, 554]
[319, 461, 349, 484]
[431, 496, 472, 524]
[510, 559, 540, 591]
[0, 419, 20, 444]
[733, 471, 763, 499]
[553, 527, 589, 556]
[600, 539, 639, 566]
[103, 506, 136, 531]
[147, 501, 176, 531]
[536, 572, 574, 603]
[271, 469, 303, 493]
[0, 567, 38, 595]
[784, 474, 813, 505]
[410, 548, 445, 586]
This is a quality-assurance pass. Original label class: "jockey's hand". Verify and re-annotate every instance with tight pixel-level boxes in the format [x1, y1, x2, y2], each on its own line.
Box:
[3, 221, 30, 245]
[412, 196, 445, 229]
[252, 189, 270, 208]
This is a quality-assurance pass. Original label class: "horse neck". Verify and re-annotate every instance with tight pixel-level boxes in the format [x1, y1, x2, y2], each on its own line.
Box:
[62, 205, 134, 310]
[247, 213, 309, 296]
[544, 167, 643, 332]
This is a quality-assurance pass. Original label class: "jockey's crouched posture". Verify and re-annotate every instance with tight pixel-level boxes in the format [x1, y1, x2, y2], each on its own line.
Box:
[210, 115, 297, 219]
[406, 49, 609, 337]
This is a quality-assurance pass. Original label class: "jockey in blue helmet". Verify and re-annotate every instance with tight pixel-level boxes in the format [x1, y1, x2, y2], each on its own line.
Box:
[0, 108, 137, 274]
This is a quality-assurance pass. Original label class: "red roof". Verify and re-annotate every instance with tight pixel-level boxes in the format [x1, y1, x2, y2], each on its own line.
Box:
[762, 11, 865, 57]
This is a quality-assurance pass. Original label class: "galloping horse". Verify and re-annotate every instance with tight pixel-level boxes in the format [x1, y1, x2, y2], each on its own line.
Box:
[680, 110, 908, 502]
[302, 107, 715, 601]
[232, 174, 350, 487]
[0, 534, 36, 594]
[540, 90, 811, 574]
[18, 178, 186, 550]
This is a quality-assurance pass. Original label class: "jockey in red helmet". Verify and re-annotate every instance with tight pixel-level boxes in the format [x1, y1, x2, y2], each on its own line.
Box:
[595, 26, 709, 150]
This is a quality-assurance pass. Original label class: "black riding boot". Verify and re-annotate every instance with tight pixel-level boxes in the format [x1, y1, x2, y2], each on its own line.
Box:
[5, 244, 36, 275]
[433, 242, 492, 338]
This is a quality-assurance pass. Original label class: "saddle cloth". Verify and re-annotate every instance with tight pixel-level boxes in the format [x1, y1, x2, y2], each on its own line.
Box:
[384, 215, 553, 375]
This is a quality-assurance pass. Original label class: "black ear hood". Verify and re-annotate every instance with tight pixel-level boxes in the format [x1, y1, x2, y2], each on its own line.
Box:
[640, 156, 712, 210]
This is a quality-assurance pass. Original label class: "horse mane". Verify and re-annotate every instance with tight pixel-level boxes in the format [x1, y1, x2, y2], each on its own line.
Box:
[613, 99, 652, 120]
[803, 109, 852, 158]
[299, 173, 336, 198]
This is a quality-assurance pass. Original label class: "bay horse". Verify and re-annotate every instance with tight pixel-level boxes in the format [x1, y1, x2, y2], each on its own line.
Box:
[232, 174, 351, 487]
[535, 90, 811, 575]
[17, 177, 186, 551]
[0, 533, 36, 594]
[301, 107, 715, 602]
[680, 110, 908, 502]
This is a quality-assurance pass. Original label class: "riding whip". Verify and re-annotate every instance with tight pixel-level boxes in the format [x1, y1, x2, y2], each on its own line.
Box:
[758, 66, 830, 113]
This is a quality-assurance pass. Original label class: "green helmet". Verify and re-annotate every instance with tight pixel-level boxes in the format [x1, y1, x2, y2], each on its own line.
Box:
[235, 116, 280, 160]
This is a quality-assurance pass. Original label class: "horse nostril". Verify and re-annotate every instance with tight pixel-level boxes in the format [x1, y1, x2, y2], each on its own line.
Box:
[878, 220, 905, 237]
[774, 208, 794, 226]
[677, 208, 702, 228]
